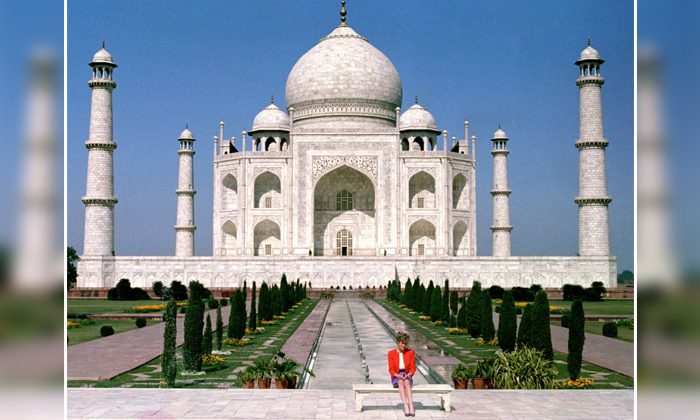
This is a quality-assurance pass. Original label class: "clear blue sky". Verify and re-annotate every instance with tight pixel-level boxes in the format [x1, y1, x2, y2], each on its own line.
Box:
[67, 1, 634, 272]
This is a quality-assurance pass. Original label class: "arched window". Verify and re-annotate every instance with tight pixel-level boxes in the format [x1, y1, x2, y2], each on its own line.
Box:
[401, 138, 409, 151]
[452, 173, 468, 210]
[336, 190, 353, 211]
[336, 229, 353, 256]
[265, 137, 276, 151]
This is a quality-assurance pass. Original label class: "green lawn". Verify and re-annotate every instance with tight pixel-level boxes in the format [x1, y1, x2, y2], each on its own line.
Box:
[379, 299, 633, 389]
[68, 319, 160, 346]
[550, 321, 634, 343]
[68, 299, 163, 314]
[68, 299, 318, 388]
[547, 299, 634, 315]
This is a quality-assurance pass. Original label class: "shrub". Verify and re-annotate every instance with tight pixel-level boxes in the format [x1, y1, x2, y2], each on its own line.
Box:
[152, 281, 164, 298]
[560, 312, 571, 328]
[258, 282, 270, 321]
[494, 305, 501, 313]
[497, 291, 517, 352]
[492, 347, 557, 389]
[481, 291, 495, 342]
[135, 318, 147, 328]
[457, 293, 467, 329]
[449, 290, 458, 321]
[220, 298, 228, 307]
[584, 281, 606, 302]
[100, 325, 114, 337]
[531, 290, 554, 360]
[208, 299, 219, 310]
[116, 279, 133, 300]
[442, 280, 450, 322]
[180, 307, 186, 314]
[424, 281, 434, 316]
[162, 300, 177, 386]
[488, 285, 505, 300]
[249, 281, 257, 331]
[511, 287, 535, 302]
[403, 279, 413, 309]
[170, 280, 188, 301]
[132, 287, 150, 300]
[517, 304, 533, 349]
[530, 284, 543, 295]
[202, 314, 213, 356]
[515, 307, 523, 315]
[568, 300, 585, 380]
[107, 288, 119, 300]
[230, 288, 247, 340]
[602, 322, 618, 338]
[183, 281, 206, 372]
[466, 281, 483, 338]
[563, 284, 585, 301]
[216, 306, 223, 351]
[429, 286, 443, 322]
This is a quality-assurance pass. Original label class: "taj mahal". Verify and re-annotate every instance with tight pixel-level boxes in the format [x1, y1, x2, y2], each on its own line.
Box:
[76, 5, 617, 290]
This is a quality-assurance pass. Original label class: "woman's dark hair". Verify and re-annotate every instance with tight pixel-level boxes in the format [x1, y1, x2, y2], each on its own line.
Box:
[396, 331, 410, 345]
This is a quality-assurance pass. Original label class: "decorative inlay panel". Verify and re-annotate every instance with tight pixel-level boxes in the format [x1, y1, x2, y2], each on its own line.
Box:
[312, 156, 378, 183]
[407, 215, 437, 225]
[252, 215, 281, 226]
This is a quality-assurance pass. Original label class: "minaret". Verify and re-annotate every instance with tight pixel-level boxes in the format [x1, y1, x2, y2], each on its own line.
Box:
[574, 39, 611, 256]
[82, 42, 118, 256]
[490, 127, 512, 257]
[175, 126, 197, 257]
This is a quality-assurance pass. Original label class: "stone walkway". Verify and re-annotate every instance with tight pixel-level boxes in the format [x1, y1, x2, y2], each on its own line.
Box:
[67, 388, 634, 419]
[68, 305, 233, 381]
[280, 299, 330, 369]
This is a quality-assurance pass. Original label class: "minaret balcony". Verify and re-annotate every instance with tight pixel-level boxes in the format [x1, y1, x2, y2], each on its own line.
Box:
[82, 197, 118, 206]
[490, 189, 512, 196]
[575, 139, 609, 149]
[576, 76, 605, 87]
[88, 79, 117, 89]
[574, 196, 612, 206]
[85, 141, 117, 150]
[490, 225, 513, 232]
[175, 189, 196, 196]
[174, 225, 197, 231]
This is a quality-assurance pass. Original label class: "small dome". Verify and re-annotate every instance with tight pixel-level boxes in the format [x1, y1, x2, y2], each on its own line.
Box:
[91, 47, 116, 66]
[179, 127, 194, 140]
[575, 42, 604, 65]
[251, 103, 290, 132]
[400, 103, 438, 131]
[493, 128, 508, 140]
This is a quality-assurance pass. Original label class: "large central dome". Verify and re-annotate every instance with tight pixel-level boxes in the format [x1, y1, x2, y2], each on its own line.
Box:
[285, 25, 403, 127]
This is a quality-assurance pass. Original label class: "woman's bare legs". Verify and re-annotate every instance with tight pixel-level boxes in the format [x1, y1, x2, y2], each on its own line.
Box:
[397, 379, 409, 414]
[404, 379, 415, 414]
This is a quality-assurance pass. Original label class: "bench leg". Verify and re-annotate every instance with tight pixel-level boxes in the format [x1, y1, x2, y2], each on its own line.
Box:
[355, 392, 367, 412]
[438, 393, 451, 412]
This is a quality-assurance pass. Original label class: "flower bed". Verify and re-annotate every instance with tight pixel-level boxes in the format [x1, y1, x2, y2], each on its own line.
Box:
[554, 378, 594, 389]
[419, 315, 431, 321]
[202, 354, 224, 367]
[125, 302, 187, 313]
[245, 327, 264, 334]
[260, 320, 276, 326]
[476, 337, 499, 346]
[434, 320, 446, 326]
[67, 320, 80, 329]
[273, 315, 285, 320]
[224, 338, 250, 347]
[449, 328, 468, 335]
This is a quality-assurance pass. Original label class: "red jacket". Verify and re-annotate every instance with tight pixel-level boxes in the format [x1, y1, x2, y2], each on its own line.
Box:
[388, 348, 416, 377]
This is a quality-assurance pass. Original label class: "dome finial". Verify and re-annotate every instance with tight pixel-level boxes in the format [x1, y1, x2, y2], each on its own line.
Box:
[271, 94, 274, 104]
[340, 0, 347, 25]
[102, 40, 105, 49]
[186, 123, 188, 129]
[415, 94, 418, 104]
[588, 37, 591, 46]
[499, 123, 501, 129]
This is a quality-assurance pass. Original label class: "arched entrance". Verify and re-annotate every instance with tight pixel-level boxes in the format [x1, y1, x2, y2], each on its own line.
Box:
[314, 165, 376, 256]
[409, 219, 436, 256]
[336, 229, 353, 256]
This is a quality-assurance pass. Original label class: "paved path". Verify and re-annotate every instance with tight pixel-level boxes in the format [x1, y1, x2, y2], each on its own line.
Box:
[495, 313, 634, 378]
[280, 299, 330, 367]
[307, 298, 429, 389]
[68, 305, 233, 381]
[67, 388, 634, 419]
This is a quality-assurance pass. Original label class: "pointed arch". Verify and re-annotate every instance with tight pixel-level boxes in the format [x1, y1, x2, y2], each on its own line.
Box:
[264, 137, 276, 151]
[412, 137, 424, 151]
[254, 171, 281, 208]
[409, 219, 436, 256]
[221, 220, 238, 256]
[401, 138, 410, 151]
[409, 171, 436, 208]
[253, 219, 280, 256]
[452, 173, 468, 210]
[453, 220, 469, 256]
[221, 174, 238, 210]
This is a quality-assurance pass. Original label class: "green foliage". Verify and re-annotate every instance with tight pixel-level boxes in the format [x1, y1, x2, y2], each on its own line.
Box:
[183, 281, 206, 371]
[560, 312, 571, 328]
[258, 282, 271, 321]
[429, 286, 443, 322]
[510, 287, 535, 302]
[515, 307, 523, 315]
[100, 325, 114, 337]
[411, 277, 421, 312]
[449, 290, 458, 318]
[457, 292, 467, 329]
[586, 281, 607, 302]
[567, 299, 585, 380]
[229, 289, 246, 340]
[424, 280, 434, 315]
[252, 358, 274, 380]
[617, 270, 634, 284]
[107, 288, 119, 300]
[151, 281, 164, 298]
[442, 280, 450, 321]
[249, 281, 257, 331]
[162, 300, 177, 386]
[170, 280, 188, 301]
[207, 299, 219, 310]
[494, 305, 501, 313]
[481, 291, 495, 342]
[135, 317, 147, 328]
[562, 284, 585, 301]
[517, 304, 533, 349]
[272, 284, 281, 316]
[67, 247, 79, 291]
[451, 363, 472, 380]
[116, 279, 133, 300]
[404, 278, 412, 308]
[531, 290, 554, 360]
[215, 306, 223, 351]
[474, 357, 496, 379]
[202, 314, 213, 356]
[602, 321, 618, 338]
[488, 285, 505, 300]
[497, 291, 517, 352]
[492, 347, 557, 389]
[280, 274, 290, 313]
[220, 298, 228, 307]
[466, 281, 483, 338]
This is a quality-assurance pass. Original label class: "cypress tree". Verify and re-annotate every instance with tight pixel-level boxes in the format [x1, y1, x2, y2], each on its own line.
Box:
[280, 274, 289, 312]
[412, 277, 421, 311]
[162, 299, 177, 386]
[419, 284, 426, 314]
[567, 299, 585, 379]
[183, 281, 206, 371]
[481, 290, 496, 341]
[450, 291, 458, 320]
[215, 306, 223, 351]
[531, 290, 554, 360]
[237, 288, 247, 338]
[229, 289, 245, 339]
[517, 303, 533, 349]
[202, 314, 213, 356]
[259, 282, 270, 321]
[272, 284, 281, 316]
[457, 293, 467, 329]
[442, 280, 450, 322]
[404, 278, 412, 307]
[430, 286, 443, 322]
[466, 281, 483, 338]
[497, 290, 517, 352]
[424, 280, 434, 315]
[249, 281, 257, 330]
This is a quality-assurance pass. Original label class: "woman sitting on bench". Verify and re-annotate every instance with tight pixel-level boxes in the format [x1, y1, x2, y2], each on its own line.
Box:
[388, 331, 416, 417]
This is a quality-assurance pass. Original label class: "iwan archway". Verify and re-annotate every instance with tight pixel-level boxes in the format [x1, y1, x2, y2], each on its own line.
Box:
[313, 165, 376, 256]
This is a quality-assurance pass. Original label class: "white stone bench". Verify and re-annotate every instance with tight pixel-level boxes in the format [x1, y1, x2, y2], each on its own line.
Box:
[352, 384, 453, 412]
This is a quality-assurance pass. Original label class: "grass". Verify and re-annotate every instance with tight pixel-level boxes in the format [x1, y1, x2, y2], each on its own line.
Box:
[546, 299, 633, 315]
[68, 299, 318, 388]
[550, 321, 634, 343]
[68, 319, 160, 346]
[67, 299, 163, 314]
[378, 299, 633, 389]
